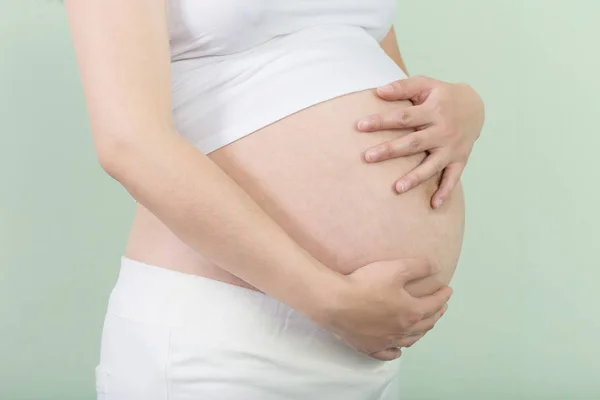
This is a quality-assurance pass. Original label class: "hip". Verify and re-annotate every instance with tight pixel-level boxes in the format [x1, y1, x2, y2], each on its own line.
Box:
[96, 257, 402, 400]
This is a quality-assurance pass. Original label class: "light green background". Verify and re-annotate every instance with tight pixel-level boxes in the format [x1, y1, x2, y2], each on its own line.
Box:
[1, 1, 599, 399]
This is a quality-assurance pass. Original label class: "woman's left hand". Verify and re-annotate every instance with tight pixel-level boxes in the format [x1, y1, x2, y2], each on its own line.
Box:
[357, 76, 485, 209]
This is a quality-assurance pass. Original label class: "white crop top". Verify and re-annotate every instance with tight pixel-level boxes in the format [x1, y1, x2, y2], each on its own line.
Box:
[168, 0, 408, 154]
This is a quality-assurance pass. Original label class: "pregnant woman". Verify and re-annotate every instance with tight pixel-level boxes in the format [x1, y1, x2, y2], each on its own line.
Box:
[64, 0, 484, 399]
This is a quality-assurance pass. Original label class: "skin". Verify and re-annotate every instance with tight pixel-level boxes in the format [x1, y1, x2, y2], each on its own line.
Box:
[203, 84, 465, 359]
[373, 29, 484, 209]
[364, 30, 484, 355]
[64, 0, 453, 361]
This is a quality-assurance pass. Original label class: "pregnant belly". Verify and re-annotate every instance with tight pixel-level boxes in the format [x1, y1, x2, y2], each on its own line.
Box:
[126, 89, 465, 294]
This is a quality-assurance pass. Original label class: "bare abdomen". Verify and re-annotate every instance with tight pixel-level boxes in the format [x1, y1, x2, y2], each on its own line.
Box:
[125, 89, 465, 294]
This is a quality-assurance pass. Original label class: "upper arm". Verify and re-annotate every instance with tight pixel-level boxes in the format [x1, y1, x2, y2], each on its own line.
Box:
[65, 0, 174, 146]
[380, 27, 408, 74]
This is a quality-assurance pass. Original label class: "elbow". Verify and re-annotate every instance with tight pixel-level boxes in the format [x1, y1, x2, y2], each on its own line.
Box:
[93, 130, 139, 181]
[93, 122, 176, 181]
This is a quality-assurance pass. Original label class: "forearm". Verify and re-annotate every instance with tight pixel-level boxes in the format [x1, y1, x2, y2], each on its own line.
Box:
[101, 129, 341, 319]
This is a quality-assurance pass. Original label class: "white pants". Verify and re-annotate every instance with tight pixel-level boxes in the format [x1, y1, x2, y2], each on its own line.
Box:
[95, 257, 403, 399]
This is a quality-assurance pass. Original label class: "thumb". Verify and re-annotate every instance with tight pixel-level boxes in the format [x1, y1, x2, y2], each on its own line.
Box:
[377, 75, 432, 103]
[394, 257, 442, 284]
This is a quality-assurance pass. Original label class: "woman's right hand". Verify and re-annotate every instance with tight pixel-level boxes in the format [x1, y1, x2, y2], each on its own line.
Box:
[321, 258, 452, 361]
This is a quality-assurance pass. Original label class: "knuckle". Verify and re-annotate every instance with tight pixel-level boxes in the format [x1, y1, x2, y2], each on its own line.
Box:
[407, 311, 422, 325]
[396, 111, 411, 125]
[428, 155, 444, 171]
[415, 92, 428, 105]
[436, 101, 448, 114]
[413, 75, 428, 84]
[398, 318, 411, 331]
[405, 173, 418, 186]
[391, 80, 404, 90]
[436, 159, 448, 173]
[395, 265, 411, 281]
[377, 114, 387, 130]
[395, 313, 408, 327]
[370, 114, 383, 130]
[430, 102, 444, 117]
[408, 136, 421, 151]
[379, 141, 394, 158]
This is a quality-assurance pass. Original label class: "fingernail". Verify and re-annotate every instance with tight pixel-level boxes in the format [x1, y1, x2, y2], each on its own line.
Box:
[433, 198, 444, 209]
[358, 119, 373, 131]
[379, 84, 394, 94]
[395, 181, 408, 193]
[364, 148, 380, 162]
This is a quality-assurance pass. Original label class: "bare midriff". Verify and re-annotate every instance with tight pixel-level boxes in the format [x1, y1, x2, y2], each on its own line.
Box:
[125, 89, 465, 294]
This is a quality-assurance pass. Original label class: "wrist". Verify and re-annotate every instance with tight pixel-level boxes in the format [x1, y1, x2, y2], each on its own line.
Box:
[306, 270, 354, 330]
[288, 263, 350, 326]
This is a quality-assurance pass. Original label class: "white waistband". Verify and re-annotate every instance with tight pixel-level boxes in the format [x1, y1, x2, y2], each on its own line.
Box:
[106, 257, 402, 376]
[108, 257, 272, 327]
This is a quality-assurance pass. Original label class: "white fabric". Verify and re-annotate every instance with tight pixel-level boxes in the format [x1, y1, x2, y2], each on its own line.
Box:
[95, 258, 403, 399]
[167, 0, 407, 154]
